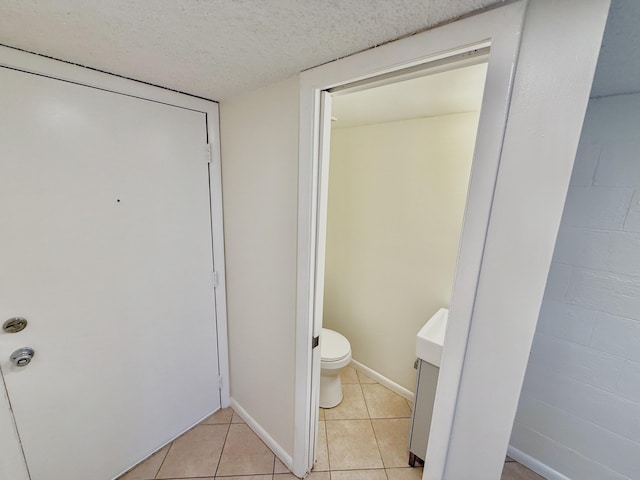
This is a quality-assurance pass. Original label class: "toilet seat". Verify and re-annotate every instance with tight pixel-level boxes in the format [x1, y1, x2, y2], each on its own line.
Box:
[321, 328, 351, 369]
[321, 328, 350, 361]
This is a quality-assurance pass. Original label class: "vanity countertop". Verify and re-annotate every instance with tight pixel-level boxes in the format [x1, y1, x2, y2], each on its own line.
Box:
[416, 307, 449, 367]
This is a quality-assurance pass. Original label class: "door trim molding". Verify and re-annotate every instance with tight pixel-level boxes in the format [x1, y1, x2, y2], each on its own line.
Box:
[293, 2, 527, 477]
[294, 0, 610, 478]
[0, 44, 215, 111]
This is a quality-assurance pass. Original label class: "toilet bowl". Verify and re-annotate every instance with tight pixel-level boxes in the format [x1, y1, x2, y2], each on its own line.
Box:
[320, 328, 352, 408]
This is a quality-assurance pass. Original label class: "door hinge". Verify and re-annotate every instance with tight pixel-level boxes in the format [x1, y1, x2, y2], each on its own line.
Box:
[312, 336, 319, 349]
[212, 271, 219, 288]
[218, 375, 224, 390]
[205, 144, 212, 164]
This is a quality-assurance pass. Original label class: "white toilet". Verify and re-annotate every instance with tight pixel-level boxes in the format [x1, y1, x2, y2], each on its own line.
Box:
[320, 328, 352, 408]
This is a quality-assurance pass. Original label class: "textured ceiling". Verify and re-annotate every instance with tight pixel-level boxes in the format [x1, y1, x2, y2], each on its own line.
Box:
[0, 0, 503, 100]
[1, 1, 634, 101]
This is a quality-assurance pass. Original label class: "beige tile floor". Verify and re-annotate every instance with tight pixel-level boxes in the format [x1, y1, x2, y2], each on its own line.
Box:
[118, 365, 544, 480]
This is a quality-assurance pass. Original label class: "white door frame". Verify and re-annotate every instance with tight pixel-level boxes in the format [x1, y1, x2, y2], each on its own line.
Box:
[293, 1, 610, 478]
[294, 2, 526, 476]
[0, 45, 230, 479]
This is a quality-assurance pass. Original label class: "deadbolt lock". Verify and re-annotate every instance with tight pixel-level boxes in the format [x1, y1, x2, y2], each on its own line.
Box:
[3, 317, 28, 334]
[10, 347, 35, 367]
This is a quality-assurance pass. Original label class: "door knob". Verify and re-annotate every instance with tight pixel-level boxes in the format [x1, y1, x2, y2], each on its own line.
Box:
[10, 347, 35, 367]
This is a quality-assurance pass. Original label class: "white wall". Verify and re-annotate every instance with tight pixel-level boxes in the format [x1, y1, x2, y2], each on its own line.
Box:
[219, 76, 299, 457]
[511, 93, 640, 480]
[323, 113, 478, 391]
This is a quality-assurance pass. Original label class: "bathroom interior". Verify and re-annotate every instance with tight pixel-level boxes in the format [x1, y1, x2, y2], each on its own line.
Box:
[317, 60, 488, 470]
[314, 4, 640, 478]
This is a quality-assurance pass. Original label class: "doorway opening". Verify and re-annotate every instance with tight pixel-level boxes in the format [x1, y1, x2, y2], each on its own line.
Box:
[312, 57, 488, 474]
[293, 4, 528, 478]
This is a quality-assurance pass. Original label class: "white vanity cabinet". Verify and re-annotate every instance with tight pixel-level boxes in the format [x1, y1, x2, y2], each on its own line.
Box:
[408, 308, 449, 467]
[409, 359, 440, 466]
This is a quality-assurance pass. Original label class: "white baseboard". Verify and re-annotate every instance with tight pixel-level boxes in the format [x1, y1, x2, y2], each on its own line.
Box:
[508, 445, 570, 480]
[350, 359, 415, 402]
[229, 398, 294, 474]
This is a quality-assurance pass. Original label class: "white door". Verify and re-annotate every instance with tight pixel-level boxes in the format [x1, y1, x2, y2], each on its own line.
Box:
[309, 91, 333, 470]
[0, 66, 220, 479]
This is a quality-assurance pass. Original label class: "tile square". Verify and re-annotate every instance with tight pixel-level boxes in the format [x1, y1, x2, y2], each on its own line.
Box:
[356, 370, 377, 384]
[309, 473, 331, 480]
[362, 384, 411, 418]
[200, 407, 233, 425]
[156, 424, 227, 479]
[324, 384, 369, 420]
[118, 444, 170, 480]
[216, 423, 275, 476]
[310, 473, 331, 480]
[319, 408, 326, 421]
[371, 419, 411, 468]
[386, 467, 424, 479]
[218, 476, 270, 480]
[331, 469, 387, 479]
[232, 411, 246, 424]
[275, 473, 330, 479]
[326, 420, 384, 470]
[314, 421, 329, 471]
[406, 399, 413, 412]
[341, 365, 359, 383]
[275, 457, 291, 474]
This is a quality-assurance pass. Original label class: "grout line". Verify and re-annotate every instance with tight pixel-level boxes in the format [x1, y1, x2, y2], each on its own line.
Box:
[363, 383, 387, 472]
[228, 475, 272, 478]
[161, 476, 224, 479]
[155, 476, 226, 479]
[213, 420, 233, 478]
[321, 370, 418, 479]
[323, 415, 410, 421]
[368, 417, 386, 470]
[323, 414, 332, 472]
[153, 442, 173, 479]
[360, 382, 373, 418]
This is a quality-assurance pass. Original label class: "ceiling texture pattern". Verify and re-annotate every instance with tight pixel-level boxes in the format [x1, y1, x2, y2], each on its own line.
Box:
[0, 0, 504, 100]
[0, 1, 633, 100]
